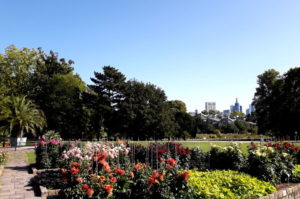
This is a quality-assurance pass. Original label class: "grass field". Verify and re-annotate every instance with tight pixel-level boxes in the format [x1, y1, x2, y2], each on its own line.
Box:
[127, 141, 256, 155]
[25, 152, 36, 165]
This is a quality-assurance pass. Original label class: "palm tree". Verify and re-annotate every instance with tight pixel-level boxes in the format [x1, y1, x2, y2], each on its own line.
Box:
[0, 96, 46, 138]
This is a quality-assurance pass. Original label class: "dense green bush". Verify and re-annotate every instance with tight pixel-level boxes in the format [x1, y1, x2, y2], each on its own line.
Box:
[35, 136, 65, 169]
[30, 170, 63, 190]
[247, 144, 295, 184]
[187, 170, 276, 199]
[189, 147, 208, 169]
[209, 143, 246, 171]
[0, 150, 8, 165]
[292, 165, 300, 182]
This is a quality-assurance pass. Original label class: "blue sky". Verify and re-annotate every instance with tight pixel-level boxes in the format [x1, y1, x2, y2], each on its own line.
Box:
[1, 0, 300, 112]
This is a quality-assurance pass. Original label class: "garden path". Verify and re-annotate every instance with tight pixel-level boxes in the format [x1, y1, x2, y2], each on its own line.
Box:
[0, 148, 40, 199]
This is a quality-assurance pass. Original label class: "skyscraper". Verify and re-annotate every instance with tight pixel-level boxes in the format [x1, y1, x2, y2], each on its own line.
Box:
[231, 98, 242, 113]
[205, 102, 216, 112]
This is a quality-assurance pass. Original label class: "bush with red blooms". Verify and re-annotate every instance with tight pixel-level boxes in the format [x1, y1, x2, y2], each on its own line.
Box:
[35, 135, 66, 169]
[128, 142, 191, 170]
[247, 142, 297, 184]
[60, 150, 192, 199]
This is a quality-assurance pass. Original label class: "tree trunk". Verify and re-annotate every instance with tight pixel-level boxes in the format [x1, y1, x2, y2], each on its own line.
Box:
[19, 126, 24, 138]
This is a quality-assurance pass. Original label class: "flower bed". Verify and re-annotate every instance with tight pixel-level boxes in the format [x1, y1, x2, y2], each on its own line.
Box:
[32, 140, 300, 198]
[188, 170, 276, 199]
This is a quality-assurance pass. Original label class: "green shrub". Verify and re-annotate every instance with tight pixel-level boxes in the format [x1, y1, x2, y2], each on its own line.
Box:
[247, 145, 295, 184]
[187, 170, 276, 199]
[209, 143, 246, 171]
[0, 151, 8, 165]
[293, 165, 300, 182]
[189, 147, 208, 169]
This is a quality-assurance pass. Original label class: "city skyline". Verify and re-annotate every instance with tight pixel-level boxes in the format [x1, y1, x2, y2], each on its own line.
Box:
[1, 1, 300, 111]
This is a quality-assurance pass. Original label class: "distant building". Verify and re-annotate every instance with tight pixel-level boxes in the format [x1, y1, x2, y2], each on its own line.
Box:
[223, 109, 231, 116]
[246, 104, 255, 115]
[205, 102, 216, 112]
[231, 98, 243, 113]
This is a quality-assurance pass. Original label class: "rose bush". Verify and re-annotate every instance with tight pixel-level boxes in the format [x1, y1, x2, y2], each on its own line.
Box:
[209, 143, 246, 171]
[60, 147, 192, 199]
[247, 142, 297, 183]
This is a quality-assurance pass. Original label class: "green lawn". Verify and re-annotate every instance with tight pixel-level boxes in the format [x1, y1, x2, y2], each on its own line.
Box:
[25, 151, 36, 165]
[127, 141, 256, 155]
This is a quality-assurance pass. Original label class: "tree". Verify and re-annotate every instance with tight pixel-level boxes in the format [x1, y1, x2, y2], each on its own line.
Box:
[234, 119, 250, 134]
[253, 69, 283, 135]
[230, 111, 245, 118]
[45, 74, 86, 138]
[0, 96, 46, 138]
[118, 80, 174, 139]
[0, 45, 39, 96]
[87, 66, 126, 139]
[168, 100, 187, 113]
[279, 67, 300, 136]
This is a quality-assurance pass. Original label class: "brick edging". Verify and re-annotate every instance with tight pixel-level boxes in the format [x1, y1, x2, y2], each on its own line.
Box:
[0, 165, 4, 176]
[259, 184, 300, 199]
[39, 185, 60, 199]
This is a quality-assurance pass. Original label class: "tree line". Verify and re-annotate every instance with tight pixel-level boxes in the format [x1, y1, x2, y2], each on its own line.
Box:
[0, 46, 204, 140]
[253, 68, 300, 137]
[2, 46, 296, 139]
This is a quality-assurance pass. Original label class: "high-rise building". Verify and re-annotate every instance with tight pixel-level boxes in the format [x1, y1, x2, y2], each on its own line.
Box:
[205, 102, 216, 112]
[223, 109, 231, 116]
[231, 98, 243, 113]
[246, 104, 255, 115]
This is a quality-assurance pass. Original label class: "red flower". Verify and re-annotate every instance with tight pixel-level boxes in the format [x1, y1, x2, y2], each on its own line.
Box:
[99, 152, 108, 161]
[82, 184, 89, 192]
[61, 168, 67, 174]
[148, 176, 159, 185]
[103, 163, 111, 173]
[179, 171, 190, 181]
[70, 162, 80, 167]
[133, 163, 146, 170]
[103, 184, 113, 195]
[168, 158, 176, 167]
[114, 168, 125, 176]
[152, 170, 160, 178]
[130, 172, 134, 179]
[70, 167, 80, 175]
[110, 177, 117, 184]
[61, 177, 69, 183]
[86, 188, 94, 197]
[75, 177, 83, 183]
[98, 176, 106, 183]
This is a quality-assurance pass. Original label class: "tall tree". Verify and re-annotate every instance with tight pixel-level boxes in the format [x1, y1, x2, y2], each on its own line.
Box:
[87, 66, 126, 139]
[0, 45, 39, 96]
[280, 67, 300, 136]
[118, 80, 174, 139]
[0, 96, 46, 138]
[253, 69, 283, 135]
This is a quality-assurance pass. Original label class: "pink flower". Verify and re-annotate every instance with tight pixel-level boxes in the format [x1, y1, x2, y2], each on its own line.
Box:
[50, 139, 58, 145]
[40, 140, 47, 145]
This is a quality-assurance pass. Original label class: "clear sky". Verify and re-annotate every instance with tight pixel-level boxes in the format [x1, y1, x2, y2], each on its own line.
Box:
[1, 0, 300, 112]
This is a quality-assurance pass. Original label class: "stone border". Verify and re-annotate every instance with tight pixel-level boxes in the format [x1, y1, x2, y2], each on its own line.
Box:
[0, 165, 4, 176]
[39, 185, 60, 199]
[30, 164, 59, 174]
[259, 184, 300, 199]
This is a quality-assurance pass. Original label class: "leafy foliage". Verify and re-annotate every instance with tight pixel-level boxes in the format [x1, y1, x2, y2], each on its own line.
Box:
[0, 96, 46, 137]
[187, 170, 276, 199]
[247, 143, 296, 183]
[253, 68, 300, 136]
[209, 143, 246, 171]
